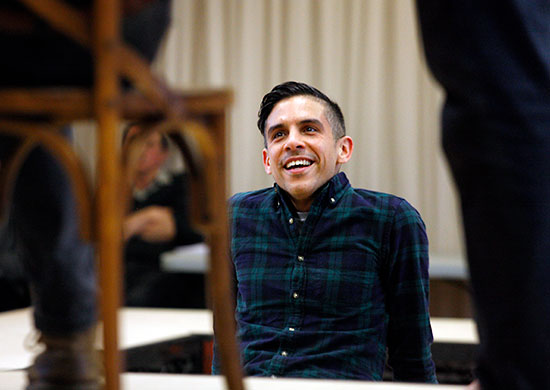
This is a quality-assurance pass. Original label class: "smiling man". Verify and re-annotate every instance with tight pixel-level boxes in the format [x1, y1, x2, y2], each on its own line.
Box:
[215, 81, 437, 382]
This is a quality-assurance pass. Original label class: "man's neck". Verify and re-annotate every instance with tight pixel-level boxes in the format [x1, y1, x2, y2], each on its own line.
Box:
[287, 176, 336, 211]
[291, 198, 313, 212]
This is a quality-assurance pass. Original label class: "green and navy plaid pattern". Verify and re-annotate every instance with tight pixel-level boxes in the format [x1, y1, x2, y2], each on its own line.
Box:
[222, 172, 436, 382]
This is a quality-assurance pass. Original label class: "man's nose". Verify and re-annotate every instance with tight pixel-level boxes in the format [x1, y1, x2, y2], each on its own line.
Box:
[284, 128, 304, 150]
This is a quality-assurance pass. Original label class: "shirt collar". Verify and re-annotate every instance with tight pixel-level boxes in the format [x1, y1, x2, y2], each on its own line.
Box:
[133, 167, 173, 201]
[273, 171, 350, 212]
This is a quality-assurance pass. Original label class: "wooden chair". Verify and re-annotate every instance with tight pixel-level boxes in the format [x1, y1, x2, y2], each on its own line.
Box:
[0, 1, 243, 390]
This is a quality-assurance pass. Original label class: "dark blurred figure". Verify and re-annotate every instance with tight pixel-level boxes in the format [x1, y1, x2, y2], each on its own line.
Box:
[0, 210, 31, 312]
[416, 2, 550, 389]
[122, 124, 205, 308]
[0, 1, 171, 389]
[0, 0, 170, 86]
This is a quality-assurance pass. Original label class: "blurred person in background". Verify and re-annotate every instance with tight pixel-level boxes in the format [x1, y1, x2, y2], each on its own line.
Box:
[122, 124, 204, 308]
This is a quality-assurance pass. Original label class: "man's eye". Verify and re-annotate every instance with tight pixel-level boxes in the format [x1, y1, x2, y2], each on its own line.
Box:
[273, 131, 284, 139]
[305, 126, 317, 132]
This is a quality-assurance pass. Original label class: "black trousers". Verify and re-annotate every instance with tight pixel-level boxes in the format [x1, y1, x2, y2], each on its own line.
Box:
[1, 132, 98, 333]
[0, 0, 171, 332]
[417, 1, 550, 389]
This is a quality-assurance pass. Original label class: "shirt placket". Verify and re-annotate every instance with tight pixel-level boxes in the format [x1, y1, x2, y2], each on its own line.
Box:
[270, 192, 327, 377]
[269, 200, 310, 376]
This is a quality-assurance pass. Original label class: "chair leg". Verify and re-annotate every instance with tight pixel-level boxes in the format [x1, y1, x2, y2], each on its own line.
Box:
[92, 1, 123, 389]
[170, 121, 245, 390]
[204, 129, 244, 390]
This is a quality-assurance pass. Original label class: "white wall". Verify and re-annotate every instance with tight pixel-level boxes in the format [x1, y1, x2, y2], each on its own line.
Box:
[74, 0, 465, 260]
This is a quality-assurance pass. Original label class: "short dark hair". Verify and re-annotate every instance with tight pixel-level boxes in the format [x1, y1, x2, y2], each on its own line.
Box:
[257, 81, 346, 143]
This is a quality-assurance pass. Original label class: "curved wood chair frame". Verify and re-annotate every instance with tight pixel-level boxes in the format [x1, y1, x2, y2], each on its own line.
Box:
[0, 1, 243, 389]
[122, 120, 243, 387]
[0, 123, 93, 241]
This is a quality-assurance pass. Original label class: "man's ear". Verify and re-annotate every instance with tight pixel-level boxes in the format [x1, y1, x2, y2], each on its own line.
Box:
[262, 148, 272, 175]
[337, 136, 353, 164]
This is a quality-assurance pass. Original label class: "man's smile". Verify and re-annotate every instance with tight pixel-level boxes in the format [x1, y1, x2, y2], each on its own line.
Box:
[282, 156, 315, 173]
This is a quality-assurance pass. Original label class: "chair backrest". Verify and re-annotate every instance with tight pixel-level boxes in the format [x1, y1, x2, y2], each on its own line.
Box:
[0, 2, 244, 390]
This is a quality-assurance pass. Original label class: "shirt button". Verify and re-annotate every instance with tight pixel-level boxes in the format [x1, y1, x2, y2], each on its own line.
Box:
[288, 327, 295, 332]
[292, 292, 299, 299]
[289, 217, 294, 224]
[330, 197, 336, 204]
[281, 351, 288, 357]
[297, 256, 304, 262]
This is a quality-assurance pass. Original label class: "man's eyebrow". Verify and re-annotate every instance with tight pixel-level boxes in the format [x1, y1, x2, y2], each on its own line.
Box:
[267, 118, 323, 136]
[266, 123, 284, 136]
[298, 118, 323, 127]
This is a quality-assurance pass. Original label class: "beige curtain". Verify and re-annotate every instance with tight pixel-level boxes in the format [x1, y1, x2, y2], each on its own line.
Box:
[74, 0, 464, 260]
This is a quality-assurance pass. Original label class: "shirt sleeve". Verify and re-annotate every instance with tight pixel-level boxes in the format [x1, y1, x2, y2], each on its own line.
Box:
[384, 199, 437, 383]
[211, 339, 222, 375]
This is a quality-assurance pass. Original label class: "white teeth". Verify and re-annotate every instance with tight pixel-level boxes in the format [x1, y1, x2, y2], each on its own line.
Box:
[285, 159, 312, 169]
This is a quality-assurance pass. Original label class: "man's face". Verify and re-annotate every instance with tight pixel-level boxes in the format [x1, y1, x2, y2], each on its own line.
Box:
[262, 95, 353, 211]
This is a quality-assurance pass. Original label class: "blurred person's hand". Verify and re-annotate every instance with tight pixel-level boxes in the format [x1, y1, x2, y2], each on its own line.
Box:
[123, 206, 175, 242]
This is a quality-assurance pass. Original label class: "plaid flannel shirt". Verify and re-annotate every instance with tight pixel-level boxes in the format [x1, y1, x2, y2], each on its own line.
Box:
[216, 172, 436, 382]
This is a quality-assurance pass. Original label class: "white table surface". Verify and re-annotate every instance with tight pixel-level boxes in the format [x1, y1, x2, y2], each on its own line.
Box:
[160, 243, 210, 273]
[430, 317, 478, 344]
[429, 254, 469, 280]
[0, 372, 466, 390]
[0, 308, 477, 372]
[0, 307, 212, 371]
